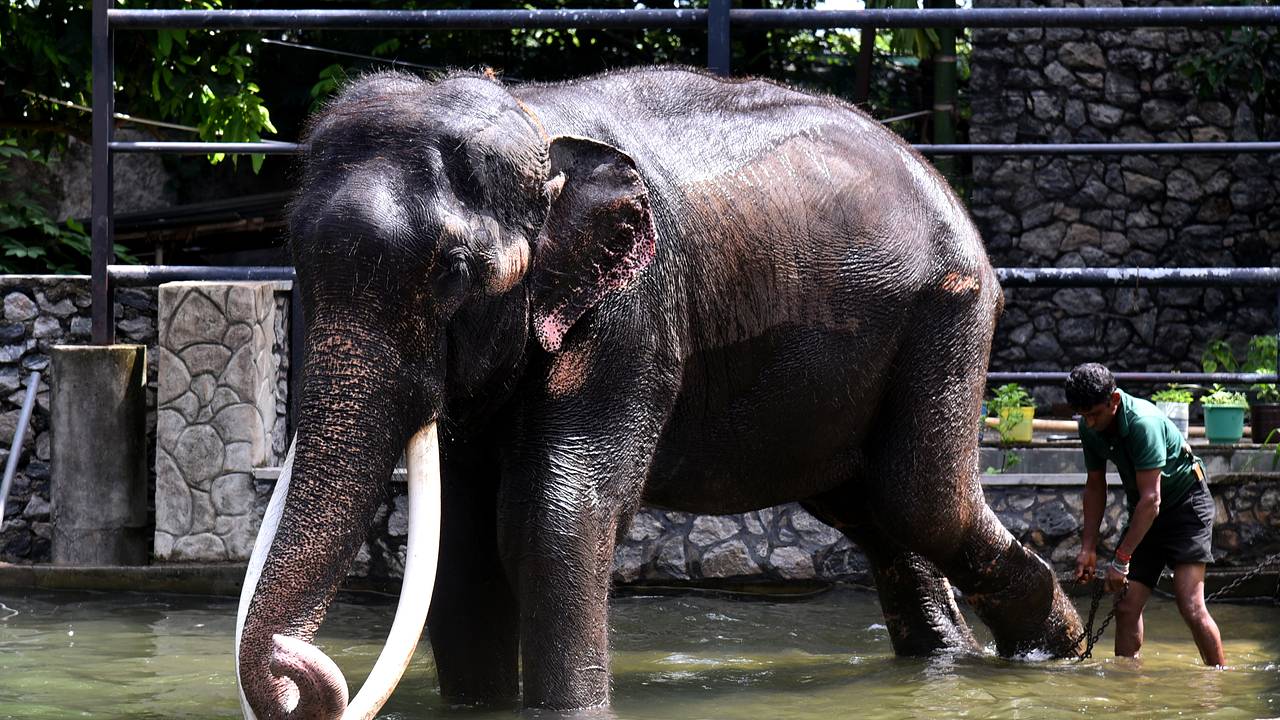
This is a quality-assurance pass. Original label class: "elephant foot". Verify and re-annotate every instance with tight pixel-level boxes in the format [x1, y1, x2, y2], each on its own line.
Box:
[962, 542, 1083, 659]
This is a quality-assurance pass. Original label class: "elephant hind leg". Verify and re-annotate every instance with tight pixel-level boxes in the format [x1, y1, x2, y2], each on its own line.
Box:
[803, 493, 978, 656]
[865, 294, 1082, 658]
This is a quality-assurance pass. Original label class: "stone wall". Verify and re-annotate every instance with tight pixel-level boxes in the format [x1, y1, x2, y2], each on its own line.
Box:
[154, 282, 288, 561]
[0, 276, 157, 563]
[970, 0, 1280, 408]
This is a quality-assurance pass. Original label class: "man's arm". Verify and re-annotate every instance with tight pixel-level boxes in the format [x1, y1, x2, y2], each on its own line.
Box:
[1075, 469, 1107, 583]
[1107, 467, 1162, 591]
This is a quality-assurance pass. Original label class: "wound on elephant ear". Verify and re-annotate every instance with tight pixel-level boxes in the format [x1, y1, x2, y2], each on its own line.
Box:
[530, 136, 657, 353]
[940, 271, 981, 295]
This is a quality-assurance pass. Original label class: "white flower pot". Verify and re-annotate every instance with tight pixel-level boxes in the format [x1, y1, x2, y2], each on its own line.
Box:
[1157, 401, 1190, 439]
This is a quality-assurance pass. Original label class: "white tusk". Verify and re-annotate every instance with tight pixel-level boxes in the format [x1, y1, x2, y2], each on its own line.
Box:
[237, 434, 299, 720]
[343, 421, 442, 720]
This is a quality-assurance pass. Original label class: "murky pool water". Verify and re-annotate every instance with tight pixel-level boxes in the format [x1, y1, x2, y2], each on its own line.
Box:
[0, 586, 1276, 719]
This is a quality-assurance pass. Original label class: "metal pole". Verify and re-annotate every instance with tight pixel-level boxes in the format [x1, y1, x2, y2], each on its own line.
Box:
[0, 372, 42, 524]
[91, 0, 115, 345]
[708, 0, 732, 76]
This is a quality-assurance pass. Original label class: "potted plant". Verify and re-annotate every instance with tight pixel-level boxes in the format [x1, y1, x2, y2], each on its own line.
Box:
[1202, 335, 1280, 442]
[988, 382, 1035, 444]
[1244, 335, 1280, 443]
[1150, 384, 1194, 440]
[1200, 385, 1248, 444]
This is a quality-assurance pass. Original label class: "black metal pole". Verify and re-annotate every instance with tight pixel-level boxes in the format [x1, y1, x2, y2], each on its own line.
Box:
[988, 372, 1280, 385]
[91, 0, 115, 345]
[708, 0, 731, 76]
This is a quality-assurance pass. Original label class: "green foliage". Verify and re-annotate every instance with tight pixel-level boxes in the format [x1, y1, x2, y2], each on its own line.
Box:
[1200, 385, 1248, 408]
[1180, 25, 1280, 123]
[0, 141, 137, 273]
[1201, 338, 1239, 373]
[1200, 336, 1280, 403]
[987, 383, 1033, 445]
[1150, 385, 1195, 404]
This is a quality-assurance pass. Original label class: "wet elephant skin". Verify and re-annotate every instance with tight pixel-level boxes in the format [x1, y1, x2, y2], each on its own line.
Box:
[237, 67, 1083, 717]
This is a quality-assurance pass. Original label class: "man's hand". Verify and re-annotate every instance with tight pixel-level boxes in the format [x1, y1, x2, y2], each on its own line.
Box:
[1075, 548, 1097, 584]
[1104, 563, 1128, 593]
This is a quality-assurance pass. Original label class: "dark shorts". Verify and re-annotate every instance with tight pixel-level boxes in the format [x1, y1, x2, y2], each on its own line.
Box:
[1126, 477, 1216, 588]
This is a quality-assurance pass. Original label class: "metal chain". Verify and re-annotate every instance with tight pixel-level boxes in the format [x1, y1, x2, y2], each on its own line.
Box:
[1074, 579, 1127, 662]
[1205, 551, 1280, 603]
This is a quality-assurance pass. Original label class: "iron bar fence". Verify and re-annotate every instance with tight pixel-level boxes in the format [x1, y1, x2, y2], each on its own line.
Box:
[91, 4, 1280, 392]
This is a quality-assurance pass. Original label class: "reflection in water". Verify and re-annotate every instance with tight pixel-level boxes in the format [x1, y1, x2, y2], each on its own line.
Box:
[0, 587, 1276, 719]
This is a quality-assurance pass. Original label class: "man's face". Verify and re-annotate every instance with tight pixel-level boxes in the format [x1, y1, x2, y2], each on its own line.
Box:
[1077, 391, 1121, 432]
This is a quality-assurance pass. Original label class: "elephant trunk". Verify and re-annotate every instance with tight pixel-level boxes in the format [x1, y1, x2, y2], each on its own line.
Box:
[235, 419, 442, 720]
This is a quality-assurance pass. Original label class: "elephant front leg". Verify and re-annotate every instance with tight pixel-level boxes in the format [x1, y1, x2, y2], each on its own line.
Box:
[502, 480, 620, 710]
[427, 446, 519, 707]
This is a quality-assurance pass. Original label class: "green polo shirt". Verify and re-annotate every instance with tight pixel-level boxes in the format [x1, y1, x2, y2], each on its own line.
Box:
[1077, 389, 1200, 509]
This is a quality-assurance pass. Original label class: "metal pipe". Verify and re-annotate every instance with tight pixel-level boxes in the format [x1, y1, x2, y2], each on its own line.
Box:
[110, 140, 1280, 157]
[108, 265, 296, 286]
[731, 7, 1280, 29]
[91, 0, 115, 345]
[996, 267, 1280, 288]
[109, 8, 708, 30]
[707, 0, 731, 76]
[916, 142, 1280, 156]
[107, 6, 1280, 30]
[0, 372, 42, 525]
[988, 372, 1278, 385]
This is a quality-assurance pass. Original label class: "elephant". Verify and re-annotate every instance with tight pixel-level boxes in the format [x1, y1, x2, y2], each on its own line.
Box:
[235, 66, 1083, 719]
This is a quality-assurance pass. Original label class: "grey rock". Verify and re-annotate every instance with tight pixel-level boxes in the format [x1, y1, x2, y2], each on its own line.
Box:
[0, 323, 25, 344]
[165, 289, 229, 350]
[183, 343, 233, 377]
[117, 315, 155, 341]
[1026, 333, 1063, 362]
[699, 540, 759, 578]
[689, 515, 741, 546]
[1087, 103, 1124, 128]
[30, 317, 60, 340]
[1021, 223, 1066, 258]
[69, 317, 91, 338]
[0, 367, 20, 394]
[626, 511, 665, 542]
[1034, 500, 1080, 538]
[4, 293, 37, 322]
[20, 354, 48, 372]
[1061, 223, 1100, 251]
[387, 495, 409, 537]
[1043, 61, 1076, 87]
[1058, 318, 1096, 345]
[612, 544, 645, 583]
[1053, 288, 1107, 315]
[789, 510, 844, 546]
[211, 474, 255, 515]
[1140, 99, 1184, 131]
[654, 537, 689, 580]
[1058, 42, 1105, 70]
[172, 533, 226, 562]
[769, 547, 816, 580]
[172, 425, 225, 488]
[22, 496, 50, 520]
[215, 513, 261, 560]
[1166, 169, 1203, 202]
[190, 490, 217, 534]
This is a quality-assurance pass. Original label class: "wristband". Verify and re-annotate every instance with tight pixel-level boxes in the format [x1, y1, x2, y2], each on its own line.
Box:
[1115, 549, 1132, 564]
[1111, 559, 1130, 575]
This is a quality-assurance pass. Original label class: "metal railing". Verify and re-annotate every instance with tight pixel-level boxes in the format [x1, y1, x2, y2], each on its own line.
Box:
[0, 373, 41, 523]
[90, 4, 1280, 390]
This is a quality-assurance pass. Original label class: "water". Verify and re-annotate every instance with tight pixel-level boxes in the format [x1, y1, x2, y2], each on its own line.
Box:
[0, 586, 1277, 719]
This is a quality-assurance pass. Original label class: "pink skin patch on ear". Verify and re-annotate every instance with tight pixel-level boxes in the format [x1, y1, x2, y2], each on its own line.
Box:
[940, 271, 981, 295]
[546, 344, 593, 397]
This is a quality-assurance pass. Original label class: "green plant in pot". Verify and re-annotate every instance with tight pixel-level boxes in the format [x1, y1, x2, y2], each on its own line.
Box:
[1202, 335, 1280, 443]
[988, 382, 1035, 445]
[1200, 385, 1248, 444]
[1150, 384, 1194, 440]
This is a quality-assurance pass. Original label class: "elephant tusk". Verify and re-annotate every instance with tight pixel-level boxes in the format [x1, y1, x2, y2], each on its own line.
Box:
[237, 434, 301, 720]
[343, 421, 442, 720]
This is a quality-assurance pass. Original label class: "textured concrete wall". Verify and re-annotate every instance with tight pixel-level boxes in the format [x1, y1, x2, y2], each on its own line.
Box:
[154, 282, 285, 561]
[0, 277, 156, 564]
[970, 0, 1280, 408]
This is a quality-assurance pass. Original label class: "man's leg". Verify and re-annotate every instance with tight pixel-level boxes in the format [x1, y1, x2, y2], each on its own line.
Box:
[1172, 562, 1225, 666]
[1113, 579, 1152, 658]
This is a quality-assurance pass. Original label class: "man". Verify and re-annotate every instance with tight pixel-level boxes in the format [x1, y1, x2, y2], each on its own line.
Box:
[1066, 363, 1225, 666]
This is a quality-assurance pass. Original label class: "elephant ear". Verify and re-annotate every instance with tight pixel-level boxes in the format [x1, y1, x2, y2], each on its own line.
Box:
[530, 136, 657, 353]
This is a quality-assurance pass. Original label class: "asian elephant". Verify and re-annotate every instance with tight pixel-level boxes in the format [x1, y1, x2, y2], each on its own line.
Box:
[235, 67, 1083, 719]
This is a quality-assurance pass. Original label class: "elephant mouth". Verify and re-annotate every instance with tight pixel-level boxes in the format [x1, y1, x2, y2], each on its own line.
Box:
[235, 423, 443, 720]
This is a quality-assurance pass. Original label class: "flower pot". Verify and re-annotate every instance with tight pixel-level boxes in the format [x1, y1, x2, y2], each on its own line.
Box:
[1251, 403, 1280, 444]
[997, 406, 1034, 444]
[1203, 405, 1246, 444]
[1156, 401, 1190, 440]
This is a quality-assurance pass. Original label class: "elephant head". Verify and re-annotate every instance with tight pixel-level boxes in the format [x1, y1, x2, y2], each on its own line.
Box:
[234, 72, 656, 719]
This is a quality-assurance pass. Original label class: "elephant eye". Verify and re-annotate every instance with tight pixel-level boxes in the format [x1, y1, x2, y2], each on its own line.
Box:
[434, 247, 473, 298]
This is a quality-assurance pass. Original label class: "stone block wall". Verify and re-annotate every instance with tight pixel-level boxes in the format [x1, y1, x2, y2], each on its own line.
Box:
[154, 282, 287, 561]
[0, 276, 157, 563]
[970, 0, 1280, 408]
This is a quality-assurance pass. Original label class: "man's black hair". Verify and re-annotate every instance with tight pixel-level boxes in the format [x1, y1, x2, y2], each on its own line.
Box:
[1065, 363, 1116, 409]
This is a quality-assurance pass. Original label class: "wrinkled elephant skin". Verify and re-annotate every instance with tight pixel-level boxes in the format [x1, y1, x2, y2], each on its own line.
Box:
[236, 67, 1083, 718]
